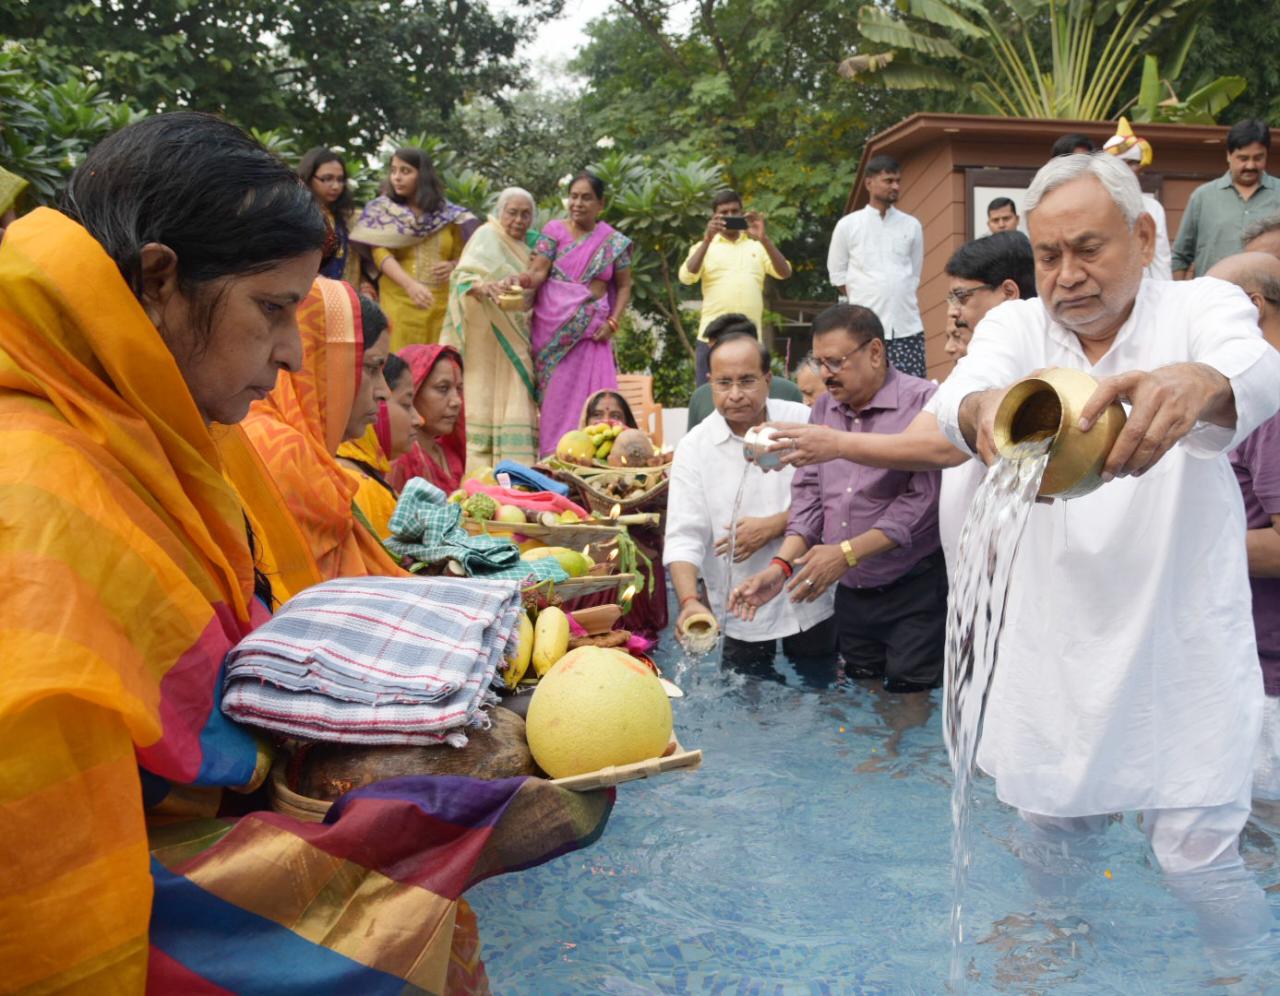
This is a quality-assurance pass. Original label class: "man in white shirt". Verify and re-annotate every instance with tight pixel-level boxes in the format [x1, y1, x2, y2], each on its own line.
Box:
[930, 152, 1280, 970]
[665, 332, 835, 684]
[826, 155, 926, 377]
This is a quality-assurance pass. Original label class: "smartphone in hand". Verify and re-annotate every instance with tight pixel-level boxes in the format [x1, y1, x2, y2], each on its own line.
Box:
[722, 215, 749, 231]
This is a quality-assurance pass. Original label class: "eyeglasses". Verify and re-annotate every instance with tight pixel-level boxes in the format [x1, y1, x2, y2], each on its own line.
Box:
[709, 375, 764, 393]
[814, 339, 872, 375]
[946, 284, 996, 307]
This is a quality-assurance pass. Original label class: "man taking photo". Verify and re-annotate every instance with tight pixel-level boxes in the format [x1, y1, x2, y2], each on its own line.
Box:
[679, 189, 792, 386]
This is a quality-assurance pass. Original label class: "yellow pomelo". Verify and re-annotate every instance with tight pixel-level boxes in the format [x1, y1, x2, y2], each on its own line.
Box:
[555, 429, 597, 465]
[526, 647, 673, 778]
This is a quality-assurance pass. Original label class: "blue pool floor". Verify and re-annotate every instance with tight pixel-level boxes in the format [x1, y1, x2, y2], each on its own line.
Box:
[468, 624, 1280, 993]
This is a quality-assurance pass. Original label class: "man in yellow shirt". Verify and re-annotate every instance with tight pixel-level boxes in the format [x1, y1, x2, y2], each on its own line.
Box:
[679, 189, 792, 385]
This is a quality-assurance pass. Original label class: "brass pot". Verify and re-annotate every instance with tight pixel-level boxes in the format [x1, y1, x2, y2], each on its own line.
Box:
[992, 367, 1126, 499]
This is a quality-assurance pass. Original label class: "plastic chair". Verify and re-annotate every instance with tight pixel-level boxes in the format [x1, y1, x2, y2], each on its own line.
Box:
[616, 374, 664, 447]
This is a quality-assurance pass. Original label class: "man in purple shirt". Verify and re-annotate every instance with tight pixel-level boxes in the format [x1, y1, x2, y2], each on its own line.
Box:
[1208, 251, 1280, 802]
[730, 303, 944, 692]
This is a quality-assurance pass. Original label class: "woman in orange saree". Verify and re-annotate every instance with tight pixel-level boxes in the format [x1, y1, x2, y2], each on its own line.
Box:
[0, 113, 612, 994]
[240, 276, 406, 581]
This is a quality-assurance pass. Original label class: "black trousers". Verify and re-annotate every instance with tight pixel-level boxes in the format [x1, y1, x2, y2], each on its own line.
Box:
[722, 615, 838, 687]
[835, 552, 946, 692]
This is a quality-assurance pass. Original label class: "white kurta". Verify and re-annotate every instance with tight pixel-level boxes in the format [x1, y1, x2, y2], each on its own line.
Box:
[826, 205, 924, 339]
[932, 277, 1280, 817]
[664, 399, 834, 641]
[1143, 194, 1173, 281]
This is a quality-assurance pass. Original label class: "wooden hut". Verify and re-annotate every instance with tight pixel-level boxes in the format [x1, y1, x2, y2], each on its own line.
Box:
[832, 113, 1232, 377]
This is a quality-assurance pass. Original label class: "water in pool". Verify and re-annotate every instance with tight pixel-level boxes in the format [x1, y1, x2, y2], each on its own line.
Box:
[469, 604, 1280, 993]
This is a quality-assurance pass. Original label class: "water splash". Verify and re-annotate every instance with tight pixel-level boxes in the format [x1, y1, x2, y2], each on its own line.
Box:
[944, 442, 1051, 989]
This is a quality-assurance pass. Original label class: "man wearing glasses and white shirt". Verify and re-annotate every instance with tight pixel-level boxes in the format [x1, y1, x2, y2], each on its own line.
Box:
[665, 329, 836, 684]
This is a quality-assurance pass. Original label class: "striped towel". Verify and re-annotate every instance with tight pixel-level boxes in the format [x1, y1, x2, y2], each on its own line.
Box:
[222, 575, 524, 746]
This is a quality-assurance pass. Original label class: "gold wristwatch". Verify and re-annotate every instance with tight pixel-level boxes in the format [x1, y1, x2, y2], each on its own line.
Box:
[840, 540, 859, 568]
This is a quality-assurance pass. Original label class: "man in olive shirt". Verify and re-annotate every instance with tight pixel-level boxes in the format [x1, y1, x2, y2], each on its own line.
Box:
[685, 314, 805, 431]
[1173, 119, 1280, 278]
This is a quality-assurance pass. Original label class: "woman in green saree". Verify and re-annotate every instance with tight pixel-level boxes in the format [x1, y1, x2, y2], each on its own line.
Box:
[442, 186, 540, 468]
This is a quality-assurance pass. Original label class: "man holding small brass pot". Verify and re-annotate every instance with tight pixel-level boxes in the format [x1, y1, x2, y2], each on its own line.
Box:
[928, 153, 1280, 972]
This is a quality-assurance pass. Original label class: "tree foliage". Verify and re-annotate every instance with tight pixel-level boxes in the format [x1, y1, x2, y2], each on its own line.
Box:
[571, 0, 929, 302]
[0, 40, 145, 205]
[841, 0, 1220, 121]
[0, 0, 561, 158]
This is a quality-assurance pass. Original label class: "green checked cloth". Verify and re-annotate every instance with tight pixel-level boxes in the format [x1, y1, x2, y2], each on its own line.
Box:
[387, 479, 569, 583]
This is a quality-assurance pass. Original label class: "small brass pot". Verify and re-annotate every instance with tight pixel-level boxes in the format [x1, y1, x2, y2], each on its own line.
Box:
[992, 367, 1126, 499]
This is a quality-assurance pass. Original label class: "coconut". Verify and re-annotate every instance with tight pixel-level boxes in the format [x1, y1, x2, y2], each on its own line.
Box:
[606, 428, 655, 468]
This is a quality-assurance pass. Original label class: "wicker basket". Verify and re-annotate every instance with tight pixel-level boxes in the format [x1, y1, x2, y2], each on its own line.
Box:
[268, 764, 333, 822]
[549, 464, 670, 519]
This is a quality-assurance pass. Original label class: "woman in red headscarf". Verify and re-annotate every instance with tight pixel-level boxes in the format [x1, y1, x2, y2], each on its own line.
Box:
[389, 343, 467, 494]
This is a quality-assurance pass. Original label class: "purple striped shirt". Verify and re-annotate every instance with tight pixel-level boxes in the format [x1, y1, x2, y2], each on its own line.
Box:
[786, 367, 941, 588]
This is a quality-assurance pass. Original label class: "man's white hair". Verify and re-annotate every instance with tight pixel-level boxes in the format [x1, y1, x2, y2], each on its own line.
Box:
[494, 186, 536, 216]
[1024, 152, 1144, 229]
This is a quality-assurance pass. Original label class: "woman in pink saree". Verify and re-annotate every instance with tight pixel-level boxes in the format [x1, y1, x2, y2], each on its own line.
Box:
[529, 172, 633, 455]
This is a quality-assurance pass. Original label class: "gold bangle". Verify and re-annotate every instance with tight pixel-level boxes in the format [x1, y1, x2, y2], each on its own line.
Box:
[840, 539, 859, 568]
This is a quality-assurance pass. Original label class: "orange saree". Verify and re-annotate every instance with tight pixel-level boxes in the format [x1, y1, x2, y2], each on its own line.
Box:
[239, 277, 405, 581]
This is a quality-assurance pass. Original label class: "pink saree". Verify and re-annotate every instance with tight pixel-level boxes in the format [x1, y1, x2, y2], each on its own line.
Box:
[531, 219, 632, 456]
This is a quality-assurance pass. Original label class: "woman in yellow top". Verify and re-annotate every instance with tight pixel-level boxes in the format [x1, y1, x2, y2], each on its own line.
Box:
[336, 350, 423, 536]
[350, 147, 477, 350]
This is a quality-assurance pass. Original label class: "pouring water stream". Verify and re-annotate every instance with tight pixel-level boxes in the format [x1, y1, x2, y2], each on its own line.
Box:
[944, 441, 1051, 988]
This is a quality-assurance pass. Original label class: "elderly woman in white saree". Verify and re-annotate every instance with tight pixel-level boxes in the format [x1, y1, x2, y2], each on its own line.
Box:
[441, 187, 540, 467]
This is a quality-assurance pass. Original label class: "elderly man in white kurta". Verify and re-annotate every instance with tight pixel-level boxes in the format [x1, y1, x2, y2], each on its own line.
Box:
[932, 153, 1280, 966]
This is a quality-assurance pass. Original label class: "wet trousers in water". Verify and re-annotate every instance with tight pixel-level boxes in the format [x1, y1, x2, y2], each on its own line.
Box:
[1012, 780, 1275, 974]
[722, 616, 838, 687]
[835, 552, 947, 692]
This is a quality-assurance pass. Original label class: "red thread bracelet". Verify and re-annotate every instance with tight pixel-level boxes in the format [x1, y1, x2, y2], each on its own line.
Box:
[770, 556, 793, 579]
[679, 593, 701, 609]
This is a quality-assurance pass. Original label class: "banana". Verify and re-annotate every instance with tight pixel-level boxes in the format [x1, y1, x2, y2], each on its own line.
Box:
[521, 546, 594, 577]
[595, 440, 613, 459]
[504, 612, 535, 688]
[531, 606, 570, 676]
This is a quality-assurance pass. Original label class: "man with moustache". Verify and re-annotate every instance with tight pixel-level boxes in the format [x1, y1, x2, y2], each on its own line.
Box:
[928, 153, 1280, 971]
[1172, 118, 1280, 278]
[762, 231, 1036, 576]
[729, 303, 944, 693]
[826, 155, 927, 376]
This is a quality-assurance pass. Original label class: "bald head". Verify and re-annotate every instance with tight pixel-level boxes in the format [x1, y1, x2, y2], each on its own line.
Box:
[1207, 251, 1280, 349]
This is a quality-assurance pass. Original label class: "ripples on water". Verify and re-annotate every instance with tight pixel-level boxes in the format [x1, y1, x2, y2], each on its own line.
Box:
[468, 579, 1280, 994]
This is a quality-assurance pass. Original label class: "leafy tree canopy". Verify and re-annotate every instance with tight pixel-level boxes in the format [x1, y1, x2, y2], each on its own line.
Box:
[569, 0, 931, 300]
[0, 0, 562, 157]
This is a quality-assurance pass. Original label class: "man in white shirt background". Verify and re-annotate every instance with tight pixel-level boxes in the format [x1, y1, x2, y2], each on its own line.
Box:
[665, 331, 835, 684]
[826, 155, 927, 377]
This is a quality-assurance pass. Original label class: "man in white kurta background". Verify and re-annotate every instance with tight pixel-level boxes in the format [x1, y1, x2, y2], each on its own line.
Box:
[931, 152, 1280, 969]
[826, 154, 927, 377]
[665, 332, 835, 684]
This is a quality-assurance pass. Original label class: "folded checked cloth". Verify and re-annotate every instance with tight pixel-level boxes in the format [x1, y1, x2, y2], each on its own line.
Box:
[385, 478, 569, 583]
[222, 575, 524, 746]
[494, 459, 570, 497]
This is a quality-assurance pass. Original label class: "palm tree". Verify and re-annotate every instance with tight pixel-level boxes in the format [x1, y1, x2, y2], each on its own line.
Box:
[839, 0, 1208, 121]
